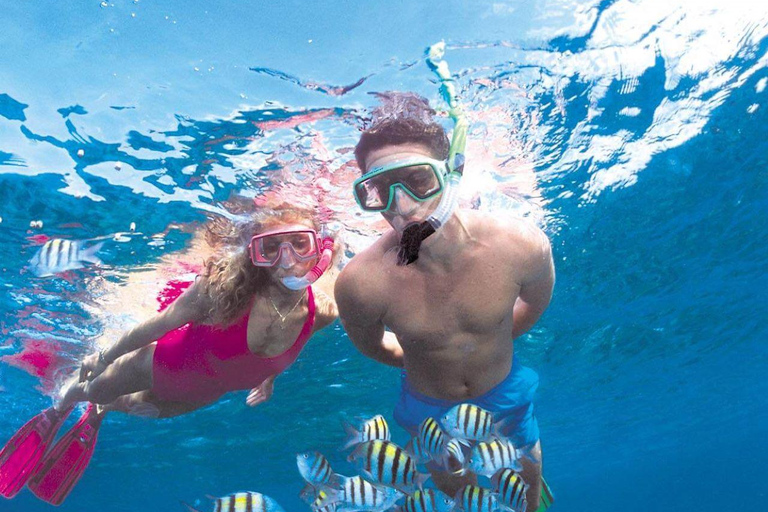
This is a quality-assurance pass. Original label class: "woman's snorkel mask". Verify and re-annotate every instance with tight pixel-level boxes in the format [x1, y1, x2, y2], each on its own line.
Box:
[353, 42, 468, 265]
[249, 228, 335, 290]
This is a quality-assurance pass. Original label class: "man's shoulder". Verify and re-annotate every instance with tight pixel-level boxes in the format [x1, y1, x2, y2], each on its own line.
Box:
[336, 232, 395, 301]
[465, 210, 548, 250]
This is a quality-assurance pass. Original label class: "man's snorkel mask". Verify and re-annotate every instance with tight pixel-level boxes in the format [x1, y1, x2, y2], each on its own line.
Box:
[355, 42, 468, 265]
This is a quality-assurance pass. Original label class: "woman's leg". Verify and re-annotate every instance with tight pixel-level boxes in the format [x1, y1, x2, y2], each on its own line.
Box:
[107, 390, 208, 418]
[58, 345, 155, 410]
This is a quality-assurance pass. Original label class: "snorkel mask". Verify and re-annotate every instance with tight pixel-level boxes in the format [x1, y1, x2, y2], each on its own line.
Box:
[249, 228, 335, 290]
[353, 42, 468, 265]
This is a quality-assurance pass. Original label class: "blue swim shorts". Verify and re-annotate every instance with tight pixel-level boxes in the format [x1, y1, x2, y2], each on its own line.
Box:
[393, 358, 540, 448]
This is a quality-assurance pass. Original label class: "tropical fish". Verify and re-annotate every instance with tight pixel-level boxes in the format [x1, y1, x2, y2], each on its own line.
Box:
[452, 485, 506, 512]
[490, 469, 528, 512]
[347, 440, 428, 492]
[297, 451, 338, 488]
[183, 491, 286, 512]
[444, 438, 466, 475]
[397, 489, 454, 512]
[465, 438, 523, 476]
[29, 239, 103, 277]
[300, 486, 339, 512]
[320, 475, 402, 512]
[440, 404, 496, 444]
[405, 417, 447, 464]
[341, 414, 390, 450]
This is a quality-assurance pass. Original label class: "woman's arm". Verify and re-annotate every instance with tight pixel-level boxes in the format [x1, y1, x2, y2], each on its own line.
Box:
[82, 279, 209, 381]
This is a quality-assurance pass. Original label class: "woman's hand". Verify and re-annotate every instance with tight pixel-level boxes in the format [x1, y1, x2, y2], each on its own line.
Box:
[79, 351, 110, 382]
[246, 376, 275, 407]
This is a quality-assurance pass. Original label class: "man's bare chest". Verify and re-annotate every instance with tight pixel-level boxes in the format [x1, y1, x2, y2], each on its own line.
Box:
[381, 264, 520, 341]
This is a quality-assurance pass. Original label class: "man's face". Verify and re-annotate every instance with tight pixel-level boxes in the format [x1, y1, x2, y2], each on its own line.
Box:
[363, 143, 444, 234]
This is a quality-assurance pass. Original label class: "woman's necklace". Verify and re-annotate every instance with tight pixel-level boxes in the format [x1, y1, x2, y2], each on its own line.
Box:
[269, 290, 306, 328]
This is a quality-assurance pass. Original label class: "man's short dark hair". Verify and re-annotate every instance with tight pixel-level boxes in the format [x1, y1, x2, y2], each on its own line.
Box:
[354, 93, 450, 172]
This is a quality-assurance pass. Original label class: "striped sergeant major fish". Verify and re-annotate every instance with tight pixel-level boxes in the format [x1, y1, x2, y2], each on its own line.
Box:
[341, 414, 390, 450]
[405, 417, 447, 464]
[297, 451, 339, 488]
[444, 438, 466, 475]
[300, 486, 338, 512]
[183, 491, 286, 512]
[347, 440, 429, 493]
[318, 475, 402, 512]
[453, 485, 509, 512]
[440, 404, 496, 444]
[396, 489, 454, 512]
[30, 239, 103, 277]
[465, 438, 523, 477]
[490, 469, 528, 512]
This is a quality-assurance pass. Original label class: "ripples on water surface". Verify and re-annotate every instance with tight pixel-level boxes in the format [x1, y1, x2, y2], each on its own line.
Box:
[1, 1, 767, 511]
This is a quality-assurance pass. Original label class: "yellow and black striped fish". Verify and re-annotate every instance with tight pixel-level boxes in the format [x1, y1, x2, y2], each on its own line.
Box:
[441, 404, 496, 443]
[490, 469, 529, 512]
[453, 485, 501, 512]
[347, 440, 429, 492]
[400, 489, 455, 512]
[329, 475, 402, 511]
[466, 438, 522, 476]
[406, 417, 447, 464]
[297, 451, 338, 488]
[183, 491, 286, 512]
[341, 414, 390, 450]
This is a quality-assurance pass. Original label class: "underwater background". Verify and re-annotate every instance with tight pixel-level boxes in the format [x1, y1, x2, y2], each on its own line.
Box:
[1, 0, 767, 510]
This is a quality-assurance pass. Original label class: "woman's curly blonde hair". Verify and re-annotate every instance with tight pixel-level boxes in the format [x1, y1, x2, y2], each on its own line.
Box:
[201, 199, 319, 327]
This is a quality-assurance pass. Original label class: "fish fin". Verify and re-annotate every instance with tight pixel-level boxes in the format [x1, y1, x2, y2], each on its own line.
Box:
[414, 471, 431, 491]
[346, 442, 367, 463]
[339, 419, 360, 451]
[181, 501, 204, 512]
[299, 483, 316, 503]
[455, 438, 472, 449]
[205, 494, 218, 500]
[80, 242, 104, 265]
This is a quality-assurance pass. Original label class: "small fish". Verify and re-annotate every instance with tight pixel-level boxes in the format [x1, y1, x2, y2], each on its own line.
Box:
[183, 491, 286, 512]
[490, 469, 528, 512]
[441, 404, 496, 444]
[300, 487, 339, 512]
[341, 414, 390, 450]
[405, 417, 447, 464]
[322, 475, 402, 512]
[347, 440, 429, 492]
[465, 438, 523, 476]
[452, 485, 505, 512]
[297, 451, 338, 488]
[30, 239, 103, 277]
[398, 489, 454, 512]
[444, 438, 466, 475]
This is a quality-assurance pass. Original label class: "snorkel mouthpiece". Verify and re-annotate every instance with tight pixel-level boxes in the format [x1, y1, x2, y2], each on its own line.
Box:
[397, 41, 468, 265]
[281, 237, 335, 290]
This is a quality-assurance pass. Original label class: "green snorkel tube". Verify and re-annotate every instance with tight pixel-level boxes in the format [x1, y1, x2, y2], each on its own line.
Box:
[398, 41, 469, 265]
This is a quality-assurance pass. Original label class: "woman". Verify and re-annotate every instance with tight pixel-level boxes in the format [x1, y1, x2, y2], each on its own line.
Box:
[0, 202, 341, 505]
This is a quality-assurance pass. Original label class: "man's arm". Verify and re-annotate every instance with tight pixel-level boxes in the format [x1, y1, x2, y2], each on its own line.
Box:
[335, 263, 404, 368]
[512, 229, 555, 339]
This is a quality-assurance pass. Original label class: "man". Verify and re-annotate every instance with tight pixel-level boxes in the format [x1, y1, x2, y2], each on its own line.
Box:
[335, 97, 554, 506]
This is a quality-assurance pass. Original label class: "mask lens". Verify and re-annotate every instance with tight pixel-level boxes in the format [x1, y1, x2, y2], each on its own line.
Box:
[250, 230, 318, 266]
[355, 163, 442, 211]
[392, 164, 441, 198]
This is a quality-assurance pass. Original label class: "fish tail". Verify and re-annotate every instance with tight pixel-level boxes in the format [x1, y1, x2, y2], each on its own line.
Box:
[180, 501, 204, 512]
[81, 241, 104, 265]
[340, 419, 361, 450]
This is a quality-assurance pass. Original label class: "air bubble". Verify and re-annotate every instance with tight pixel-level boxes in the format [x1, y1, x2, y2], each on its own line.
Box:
[77, 149, 85, 158]
[100, 1, 108, 7]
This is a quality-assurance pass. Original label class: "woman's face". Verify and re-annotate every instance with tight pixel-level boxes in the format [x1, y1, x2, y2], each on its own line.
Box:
[254, 221, 318, 283]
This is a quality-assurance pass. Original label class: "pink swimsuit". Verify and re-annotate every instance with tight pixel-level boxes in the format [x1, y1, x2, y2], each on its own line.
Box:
[151, 280, 316, 404]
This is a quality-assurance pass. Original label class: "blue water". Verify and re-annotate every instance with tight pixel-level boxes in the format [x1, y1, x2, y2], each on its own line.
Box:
[1, 1, 767, 511]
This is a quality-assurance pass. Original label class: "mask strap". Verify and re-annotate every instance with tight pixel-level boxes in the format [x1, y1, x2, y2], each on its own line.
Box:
[398, 41, 468, 265]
